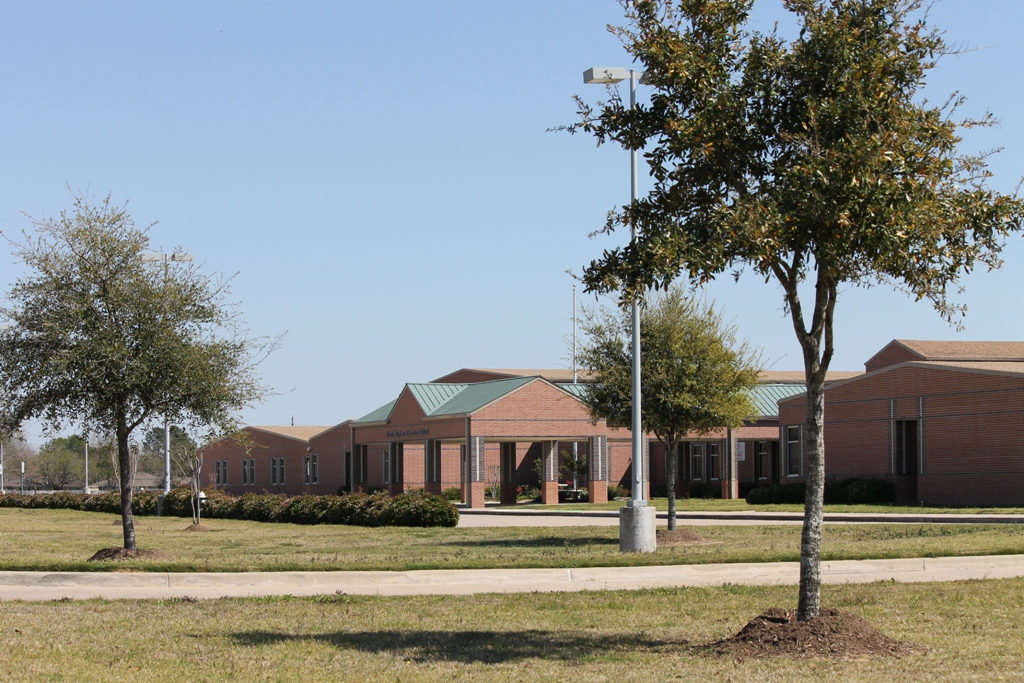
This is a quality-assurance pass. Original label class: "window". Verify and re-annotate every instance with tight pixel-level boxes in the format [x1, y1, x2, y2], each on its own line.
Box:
[271, 458, 278, 485]
[215, 460, 227, 486]
[708, 443, 720, 480]
[755, 441, 771, 480]
[691, 443, 703, 481]
[358, 445, 368, 484]
[304, 456, 310, 485]
[894, 420, 918, 475]
[242, 459, 249, 486]
[383, 446, 390, 484]
[786, 426, 802, 476]
[311, 453, 318, 484]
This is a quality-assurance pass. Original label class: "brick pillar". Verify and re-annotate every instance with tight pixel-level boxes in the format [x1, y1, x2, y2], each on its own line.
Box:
[588, 435, 608, 504]
[540, 440, 560, 505]
[464, 434, 486, 509]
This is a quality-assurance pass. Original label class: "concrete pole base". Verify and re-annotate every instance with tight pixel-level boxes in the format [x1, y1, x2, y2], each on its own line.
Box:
[619, 505, 657, 553]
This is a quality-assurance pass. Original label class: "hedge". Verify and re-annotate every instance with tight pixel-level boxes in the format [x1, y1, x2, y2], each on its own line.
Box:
[745, 478, 896, 505]
[0, 488, 459, 528]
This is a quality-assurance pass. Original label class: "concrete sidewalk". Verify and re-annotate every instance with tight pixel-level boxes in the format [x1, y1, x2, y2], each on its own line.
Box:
[457, 507, 1024, 527]
[2, 554, 1022, 602]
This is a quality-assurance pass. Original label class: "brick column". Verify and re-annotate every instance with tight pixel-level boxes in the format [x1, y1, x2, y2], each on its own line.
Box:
[464, 434, 486, 508]
[588, 435, 608, 504]
[540, 440, 559, 505]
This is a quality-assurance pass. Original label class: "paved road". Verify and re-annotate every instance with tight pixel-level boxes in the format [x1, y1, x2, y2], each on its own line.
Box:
[1, 554, 1022, 601]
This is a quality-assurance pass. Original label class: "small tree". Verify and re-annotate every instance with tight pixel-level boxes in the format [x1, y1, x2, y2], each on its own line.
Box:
[35, 435, 86, 490]
[0, 194, 274, 550]
[579, 287, 760, 529]
[173, 444, 204, 525]
[572, 0, 1024, 618]
[560, 447, 588, 492]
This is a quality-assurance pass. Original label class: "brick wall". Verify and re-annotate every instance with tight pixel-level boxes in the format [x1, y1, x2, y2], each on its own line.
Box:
[778, 365, 1024, 505]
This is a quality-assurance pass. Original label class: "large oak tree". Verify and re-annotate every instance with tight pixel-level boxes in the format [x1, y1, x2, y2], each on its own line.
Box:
[0, 195, 274, 550]
[571, 0, 1024, 619]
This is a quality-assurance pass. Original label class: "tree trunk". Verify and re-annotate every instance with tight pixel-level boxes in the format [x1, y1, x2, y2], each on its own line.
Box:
[116, 416, 136, 551]
[665, 438, 677, 530]
[797, 376, 826, 620]
[777, 264, 836, 622]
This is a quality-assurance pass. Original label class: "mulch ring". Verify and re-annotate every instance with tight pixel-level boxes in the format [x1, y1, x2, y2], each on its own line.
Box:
[704, 608, 922, 659]
[656, 528, 712, 545]
[183, 523, 211, 532]
[87, 548, 171, 562]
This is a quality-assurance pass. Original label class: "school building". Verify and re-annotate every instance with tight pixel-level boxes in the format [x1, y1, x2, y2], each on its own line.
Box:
[777, 340, 1024, 507]
[201, 366, 856, 506]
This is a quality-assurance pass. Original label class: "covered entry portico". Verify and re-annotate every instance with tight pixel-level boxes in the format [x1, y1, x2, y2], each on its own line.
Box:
[351, 375, 625, 508]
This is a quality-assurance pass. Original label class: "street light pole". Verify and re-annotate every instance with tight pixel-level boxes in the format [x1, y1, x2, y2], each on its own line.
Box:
[141, 250, 194, 495]
[583, 67, 656, 551]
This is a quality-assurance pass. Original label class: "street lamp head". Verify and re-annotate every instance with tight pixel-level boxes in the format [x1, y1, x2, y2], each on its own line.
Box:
[584, 67, 630, 84]
[140, 253, 162, 263]
[170, 252, 194, 263]
[583, 67, 648, 85]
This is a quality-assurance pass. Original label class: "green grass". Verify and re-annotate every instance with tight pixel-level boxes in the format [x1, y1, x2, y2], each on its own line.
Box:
[2, 508, 1024, 572]
[1, 578, 1023, 681]
[532, 497, 1024, 514]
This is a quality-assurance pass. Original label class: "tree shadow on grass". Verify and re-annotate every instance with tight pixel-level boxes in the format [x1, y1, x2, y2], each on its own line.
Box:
[443, 536, 619, 548]
[229, 628, 687, 664]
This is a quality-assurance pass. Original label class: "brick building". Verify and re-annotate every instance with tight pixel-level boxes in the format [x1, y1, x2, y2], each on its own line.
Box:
[201, 366, 861, 507]
[777, 340, 1024, 506]
[202, 422, 352, 496]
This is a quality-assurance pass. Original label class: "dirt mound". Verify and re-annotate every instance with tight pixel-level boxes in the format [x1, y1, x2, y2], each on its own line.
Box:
[87, 548, 171, 562]
[656, 528, 707, 545]
[183, 523, 210, 532]
[707, 608, 920, 659]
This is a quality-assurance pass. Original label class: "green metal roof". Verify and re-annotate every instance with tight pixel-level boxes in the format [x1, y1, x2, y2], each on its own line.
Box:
[407, 383, 468, 415]
[748, 383, 806, 418]
[557, 383, 589, 399]
[354, 399, 398, 424]
[556, 381, 799, 420]
[427, 376, 536, 416]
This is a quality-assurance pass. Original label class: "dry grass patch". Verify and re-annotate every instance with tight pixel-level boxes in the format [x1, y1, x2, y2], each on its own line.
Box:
[0, 579, 1021, 682]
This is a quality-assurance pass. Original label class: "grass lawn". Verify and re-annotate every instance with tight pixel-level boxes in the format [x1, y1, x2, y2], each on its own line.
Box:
[1, 578, 1022, 682]
[532, 497, 1024, 514]
[2, 508, 1024, 572]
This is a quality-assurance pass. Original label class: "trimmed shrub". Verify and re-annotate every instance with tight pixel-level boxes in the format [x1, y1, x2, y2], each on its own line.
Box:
[608, 484, 629, 500]
[440, 487, 462, 502]
[745, 482, 806, 505]
[826, 478, 896, 505]
[688, 482, 722, 499]
[82, 491, 123, 514]
[744, 478, 896, 505]
[234, 492, 288, 522]
[0, 486, 459, 527]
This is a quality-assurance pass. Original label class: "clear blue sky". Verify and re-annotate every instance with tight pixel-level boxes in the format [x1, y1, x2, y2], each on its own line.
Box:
[1, 1, 1022, 447]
